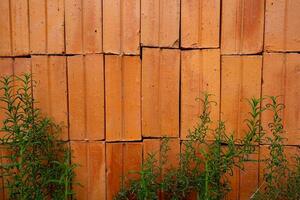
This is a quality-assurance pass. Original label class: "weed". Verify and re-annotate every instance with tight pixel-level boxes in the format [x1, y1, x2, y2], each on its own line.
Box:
[0, 74, 77, 200]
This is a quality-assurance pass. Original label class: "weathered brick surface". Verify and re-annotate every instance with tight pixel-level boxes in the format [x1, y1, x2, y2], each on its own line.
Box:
[71, 141, 106, 200]
[65, 0, 102, 53]
[221, 56, 262, 140]
[221, 0, 264, 54]
[181, 49, 220, 140]
[32, 56, 68, 140]
[106, 142, 142, 200]
[181, 0, 220, 48]
[68, 55, 105, 140]
[103, 0, 140, 54]
[262, 53, 300, 145]
[141, 0, 180, 48]
[105, 55, 141, 141]
[142, 48, 180, 137]
[265, 0, 300, 52]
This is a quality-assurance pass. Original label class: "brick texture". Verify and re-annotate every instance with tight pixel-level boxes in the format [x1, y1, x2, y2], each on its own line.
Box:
[32, 56, 68, 140]
[262, 53, 300, 145]
[142, 48, 180, 137]
[221, 0, 264, 54]
[181, 49, 220, 140]
[221, 56, 262, 140]
[181, 0, 220, 48]
[265, 0, 300, 52]
[67, 55, 105, 140]
[105, 55, 141, 141]
[141, 0, 180, 48]
[103, 0, 140, 54]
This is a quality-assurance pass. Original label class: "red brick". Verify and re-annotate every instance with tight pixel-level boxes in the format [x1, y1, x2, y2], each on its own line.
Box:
[103, 0, 140, 54]
[0, 59, 14, 131]
[31, 56, 68, 140]
[265, 0, 300, 51]
[106, 142, 142, 200]
[71, 141, 105, 200]
[143, 138, 180, 170]
[181, 49, 220, 140]
[142, 48, 180, 137]
[29, 0, 65, 54]
[105, 55, 141, 141]
[0, 0, 12, 56]
[221, 56, 262, 140]
[68, 55, 104, 140]
[259, 145, 300, 185]
[65, 0, 102, 54]
[11, 0, 30, 56]
[141, 0, 180, 47]
[221, 0, 264, 54]
[181, 0, 220, 48]
[262, 53, 300, 145]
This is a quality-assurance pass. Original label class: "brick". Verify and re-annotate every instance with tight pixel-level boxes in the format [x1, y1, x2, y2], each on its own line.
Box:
[0, 0, 12, 56]
[262, 53, 300, 145]
[65, 0, 102, 54]
[31, 56, 68, 140]
[142, 48, 180, 137]
[259, 145, 300, 185]
[106, 142, 142, 200]
[103, 0, 140, 54]
[141, 0, 180, 47]
[181, 49, 220, 140]
[227, 151, 259, 200]
[265, 0, 300, 51]
[221, 56, 262, 140]
[143, 138, 180, 170]
[221, 0, 264, 54]
[68, 55, 105, 140]
[29, 0, 65, 54]
[0, 59, 14, 131]
[11, 0, 30, 56]
[71, 141, 105, 200]
[105, 55, 141, 141]
[181, 0, 220, 48]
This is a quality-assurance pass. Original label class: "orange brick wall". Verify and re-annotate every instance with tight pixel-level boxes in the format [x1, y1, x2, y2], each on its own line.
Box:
[0, 0, 299, 199]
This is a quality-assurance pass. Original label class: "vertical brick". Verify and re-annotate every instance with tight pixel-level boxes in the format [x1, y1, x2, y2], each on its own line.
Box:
[13, 58, 31, 76]
[259, 145, 300, 185]
[71, 141, 106, 200]
[106, 142, 142, 200]
[29, 0, 65, 54]
[103, 0, 140, 54]
[262, 53, 300, 145]
[68, 55, 104, 140]
[142, 48, 180, 137]
[0, 59, 14, 130]
[221, 0, 264, 54]
[265, 0, 300, 51]
[0, 0, 12, 56]
[221, 56, 262, 140]
[11, 0, 30, 56]
[105, 55, 141, 141]
[143, 138, 180, 170]
[65, 0, 102, 53]
[181, 0, 220, 48]
[181, 49, 220, 140]
[141, 0, 180, 47]
[32, 56, 68, 140]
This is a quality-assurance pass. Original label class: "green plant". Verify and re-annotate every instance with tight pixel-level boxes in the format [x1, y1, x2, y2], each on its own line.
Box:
[115, 94, 265, 200]
[0, 74, 77, 200]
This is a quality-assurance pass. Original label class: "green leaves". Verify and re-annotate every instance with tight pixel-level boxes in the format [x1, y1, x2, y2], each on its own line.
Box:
[0, 74, 77, 200]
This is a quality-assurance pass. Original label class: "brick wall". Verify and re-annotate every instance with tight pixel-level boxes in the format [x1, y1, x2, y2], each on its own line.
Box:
[0, 0, 299, 199]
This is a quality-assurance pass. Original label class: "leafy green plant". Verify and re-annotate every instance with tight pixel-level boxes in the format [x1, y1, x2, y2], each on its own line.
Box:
[115, 94, 265, 200]
[0, 74, 77, 200]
